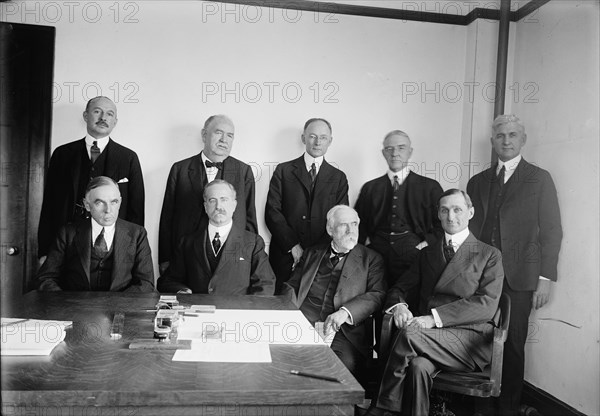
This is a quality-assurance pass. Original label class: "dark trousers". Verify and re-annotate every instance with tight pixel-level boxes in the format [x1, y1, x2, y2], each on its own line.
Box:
[270, 250, 293, 295]
[369, 233, 421, 305]
[497, 284, 533, 416]
[331, 329, 369, 387]
[376, 324, 490, 416]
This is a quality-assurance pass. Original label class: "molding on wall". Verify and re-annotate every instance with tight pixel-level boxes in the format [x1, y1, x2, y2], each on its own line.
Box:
[212, 0, 551, 25]
[522, 381, 587, 416]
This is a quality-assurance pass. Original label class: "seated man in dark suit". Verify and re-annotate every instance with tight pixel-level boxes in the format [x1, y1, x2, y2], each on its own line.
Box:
[284, 205, 387, 385]
[366, 189, 504, 416]
[158, 180, 275, 296]
[38, 96, 145, 263]
[158, 114, 257, 275]
[37, 176, 154, 292]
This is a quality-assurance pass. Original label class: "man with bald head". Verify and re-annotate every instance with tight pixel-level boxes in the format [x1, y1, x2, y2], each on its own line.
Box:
[284, 205, 386, 385]
[467, 115, 562, 416]
[38, 96, 145, 262]
[159, 115, 257, 274]
[355, 130, 443, 297]
[266, 118, 349, 294]
[37, 176, 154, 292]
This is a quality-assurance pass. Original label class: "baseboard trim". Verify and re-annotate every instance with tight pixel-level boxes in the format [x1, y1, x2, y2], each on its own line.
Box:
[522, 381, 587, 416]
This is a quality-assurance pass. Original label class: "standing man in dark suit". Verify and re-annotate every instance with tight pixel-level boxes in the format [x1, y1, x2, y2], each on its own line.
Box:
[266, 118, 349, 294]
[38, 96, 145, 262]
[284, 205, 386, 385]
[467, 115, 562, 416]
[36, 176, 154, 292]
[355, 130, 443, 296]
[366, 189, 504, 416]
[158, 180, 274, 296]
[159, 115, 257, 275]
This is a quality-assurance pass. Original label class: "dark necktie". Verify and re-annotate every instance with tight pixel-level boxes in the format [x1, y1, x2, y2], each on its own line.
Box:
[330, 248, 347, 268]
[393, 175, 400, 192]
[212, 232, 221, 254]
[205, 160, 223, 170]
[90, 141, 100, 164]
[94, 227, 108, 256]
[443, 239, 455, 263]
[497, 165, 506, 187]
[309, 163, 317, 183]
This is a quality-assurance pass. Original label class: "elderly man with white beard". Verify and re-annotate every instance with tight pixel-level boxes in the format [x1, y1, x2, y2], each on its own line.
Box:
[284, 205, 387, 386]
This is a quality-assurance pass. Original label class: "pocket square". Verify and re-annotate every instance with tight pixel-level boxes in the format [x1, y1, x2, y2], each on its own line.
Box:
[239, 257, 245, 261]
[117, 178, 129, 183]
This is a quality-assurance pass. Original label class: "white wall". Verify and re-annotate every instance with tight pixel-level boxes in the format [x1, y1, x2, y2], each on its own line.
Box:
[1, 0, 468, 258]
[508, 1, 600, 414]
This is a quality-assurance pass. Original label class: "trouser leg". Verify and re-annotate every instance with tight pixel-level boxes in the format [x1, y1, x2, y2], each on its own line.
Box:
[498, 285, 532, 416]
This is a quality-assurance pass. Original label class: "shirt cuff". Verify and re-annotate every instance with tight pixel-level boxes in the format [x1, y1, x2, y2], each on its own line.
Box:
[385, 302, 408, 314]
[431, 308, 443, 328]
[340, 307, 354, 325]
[539, 276, 550, 281]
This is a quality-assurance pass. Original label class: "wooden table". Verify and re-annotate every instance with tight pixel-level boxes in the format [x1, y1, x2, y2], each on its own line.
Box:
[1, 291, 364, 415]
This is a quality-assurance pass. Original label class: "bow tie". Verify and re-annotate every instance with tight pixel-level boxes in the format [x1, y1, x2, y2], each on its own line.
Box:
[205, 160, 223, 169]
[331, 248, 348, 258]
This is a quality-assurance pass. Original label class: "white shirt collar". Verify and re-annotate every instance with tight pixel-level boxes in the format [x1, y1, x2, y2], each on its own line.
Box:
[85, 135, 110, 154]
[201, 151, 224, 182]
[387, 166, 410, 185]
[90, 218, 116, 250]
[497, 154, 522, 174]
[208, 221, 233, 245]
[444, 227, 470, 250]
[303, 153, 324, 172]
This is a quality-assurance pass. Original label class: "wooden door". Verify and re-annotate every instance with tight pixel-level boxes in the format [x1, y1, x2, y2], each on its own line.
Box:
[0, 22, 54, 315]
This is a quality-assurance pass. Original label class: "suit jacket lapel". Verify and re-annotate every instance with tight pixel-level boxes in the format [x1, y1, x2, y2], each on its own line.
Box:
[502, 158, 528, 204]
[221, 157, 240, 185]
[312, 160, 334, 198]
[434, 233, 480, 291]
[188, 154, 206, 209]
[110, 220, 129, 291]
[338, 248, 361, 293]
[296, 248, 328, 306]
[291, 156, 312, 195]
[195, 227, 212, 278]
[75, 220, 92, 287]
[102, 139, 117, 178]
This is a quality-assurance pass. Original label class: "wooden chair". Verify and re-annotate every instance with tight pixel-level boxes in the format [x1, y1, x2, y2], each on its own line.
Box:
[380, 293, 511, 398]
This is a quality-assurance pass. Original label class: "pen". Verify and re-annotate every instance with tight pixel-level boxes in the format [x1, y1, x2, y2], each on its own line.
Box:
[290, 370, 342, 383]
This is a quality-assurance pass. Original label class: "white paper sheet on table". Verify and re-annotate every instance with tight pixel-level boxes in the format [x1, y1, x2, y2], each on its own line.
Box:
[172, 340, 272, 362]
[177, 309, 326, 345]
[1, 318, 72, 356]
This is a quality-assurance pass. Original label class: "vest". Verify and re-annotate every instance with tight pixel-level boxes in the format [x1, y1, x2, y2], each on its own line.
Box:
[300, 251, 346, 324]
[388, 180, 411, 234]
[89, 242, 114, 291]
[481, 169, 513, 249]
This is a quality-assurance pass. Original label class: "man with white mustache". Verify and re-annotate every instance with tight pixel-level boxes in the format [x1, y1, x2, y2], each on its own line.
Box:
[284, 205, 386, 386]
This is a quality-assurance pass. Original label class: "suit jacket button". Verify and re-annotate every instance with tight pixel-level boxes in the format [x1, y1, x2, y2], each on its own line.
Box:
[302, 215, 306, 220]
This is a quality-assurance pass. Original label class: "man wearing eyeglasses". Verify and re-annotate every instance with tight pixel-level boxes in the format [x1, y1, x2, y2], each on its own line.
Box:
[355, 130, 443, 299]
[266, 118, 349, 294]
